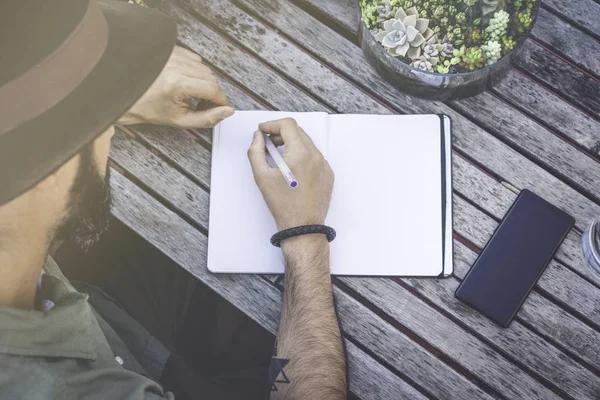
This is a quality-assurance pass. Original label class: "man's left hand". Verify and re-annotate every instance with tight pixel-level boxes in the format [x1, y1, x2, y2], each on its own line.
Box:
[117, 45, 234, 128]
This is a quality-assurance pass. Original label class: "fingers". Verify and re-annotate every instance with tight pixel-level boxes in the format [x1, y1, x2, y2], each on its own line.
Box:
[269, 134, 284, 147]
[258, 119, 318, 153]
[173, 106, 234, 128]
[180, 76, 229, 106]
[258, 118, 304, 147]
[247, 130, 270, 177]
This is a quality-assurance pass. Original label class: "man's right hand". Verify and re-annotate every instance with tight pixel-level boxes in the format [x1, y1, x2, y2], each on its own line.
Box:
[247, 118, 334, 232]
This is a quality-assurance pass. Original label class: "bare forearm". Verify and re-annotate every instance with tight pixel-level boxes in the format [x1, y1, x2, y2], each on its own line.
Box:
[270, 235, 347, 399]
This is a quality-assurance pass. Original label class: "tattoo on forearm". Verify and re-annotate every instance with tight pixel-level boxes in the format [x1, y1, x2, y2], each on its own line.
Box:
[268, 340, 291, 392]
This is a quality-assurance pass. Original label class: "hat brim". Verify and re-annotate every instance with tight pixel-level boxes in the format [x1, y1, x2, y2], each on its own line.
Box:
[0, 1, 176, 205]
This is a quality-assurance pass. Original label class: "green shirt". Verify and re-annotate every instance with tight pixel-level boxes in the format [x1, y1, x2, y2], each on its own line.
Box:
[0, 257, 174, 399]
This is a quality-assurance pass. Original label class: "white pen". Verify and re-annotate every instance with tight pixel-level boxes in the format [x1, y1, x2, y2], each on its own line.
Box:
[262, 132, 298, 188]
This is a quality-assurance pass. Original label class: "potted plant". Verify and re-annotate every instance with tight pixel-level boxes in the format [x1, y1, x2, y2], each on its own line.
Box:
[359, 0, 540, 100]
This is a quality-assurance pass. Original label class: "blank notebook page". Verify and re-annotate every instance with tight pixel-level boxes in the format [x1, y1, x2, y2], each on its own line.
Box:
[208, 111, 328, 273]
[326, 114, 443, 276]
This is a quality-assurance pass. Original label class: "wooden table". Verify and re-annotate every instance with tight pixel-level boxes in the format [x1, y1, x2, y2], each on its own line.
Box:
[108, 0, 600, 398]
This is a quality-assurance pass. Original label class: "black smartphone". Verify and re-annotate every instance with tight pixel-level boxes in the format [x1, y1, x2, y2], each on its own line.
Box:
[455, 189, 574, 327]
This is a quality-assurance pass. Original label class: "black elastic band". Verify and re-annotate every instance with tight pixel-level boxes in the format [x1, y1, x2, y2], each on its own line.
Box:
[270, 225, 336, 247]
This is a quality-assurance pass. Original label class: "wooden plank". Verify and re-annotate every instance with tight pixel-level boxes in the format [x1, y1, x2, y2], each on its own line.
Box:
[512, 40, 600, 120]
[210, 0, 600, 231]
[453, 195, 600, 329]
[110, 169, 428, 400]
[541, 0, 600, 39]
[490, 69, 600, 156]
[344, 341, 427, 400]
[532, 9, 600, 78]
[451, 89, 600, 199]
[128, 124, 212, 188]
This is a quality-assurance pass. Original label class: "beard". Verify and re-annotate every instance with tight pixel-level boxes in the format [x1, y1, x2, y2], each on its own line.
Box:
[53, 144, 112, 251]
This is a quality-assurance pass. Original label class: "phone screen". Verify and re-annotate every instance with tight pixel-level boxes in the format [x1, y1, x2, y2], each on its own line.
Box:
[455, 190, 574, 327]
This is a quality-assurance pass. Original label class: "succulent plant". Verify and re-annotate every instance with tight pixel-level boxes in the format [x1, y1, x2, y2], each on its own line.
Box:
[501, 36, 516, 54]
[435, 59, 453, 74]
[421, 36, 442, 64]
[462, 46, 486, 70]
[482, 0, 506, 16]
[464, 5, 481, 23]
[451, 44, 466, 65]
[361, 0, 379, 28]
[374, 7, 434, 59]
[482, 40, 502, 65]
[516, 10, 533, 33]
[485, 10, 509, 40]
[439, 42, 454, 58]
[455, 12, 467, 26]
[376, 0, 396, 23]
[465, 27, 483, 46]
[412, 56, 434, 71]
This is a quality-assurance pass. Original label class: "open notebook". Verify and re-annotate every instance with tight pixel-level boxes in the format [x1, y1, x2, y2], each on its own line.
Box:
[208, 112, 453, 276]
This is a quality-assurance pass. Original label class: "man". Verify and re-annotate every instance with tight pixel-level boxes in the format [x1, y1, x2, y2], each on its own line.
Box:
[0, 0, 346, 399]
